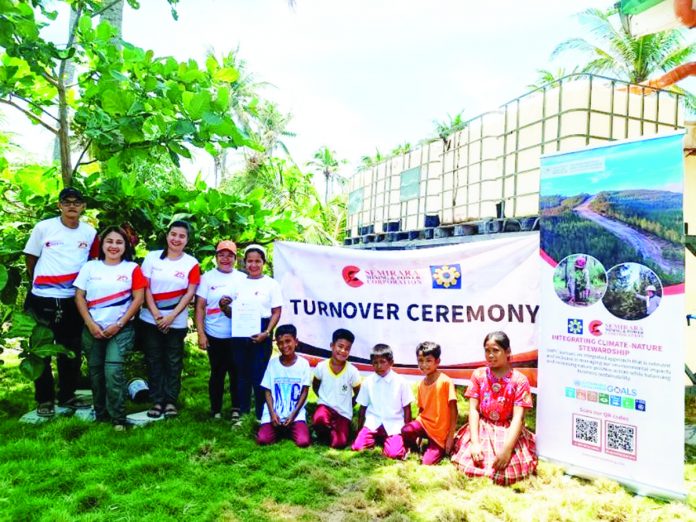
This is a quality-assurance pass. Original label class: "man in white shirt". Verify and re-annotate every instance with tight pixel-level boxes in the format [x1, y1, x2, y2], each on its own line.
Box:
[24, 187, 98, 416]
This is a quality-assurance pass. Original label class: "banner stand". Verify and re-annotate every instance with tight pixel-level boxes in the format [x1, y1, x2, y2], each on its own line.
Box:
[537, 131, 686, 500]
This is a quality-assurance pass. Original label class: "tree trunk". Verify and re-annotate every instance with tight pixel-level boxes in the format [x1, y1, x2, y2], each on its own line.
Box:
[52, 7, 79, 164]
[57, 81, 72, 187]
[101, 0, 124, 45]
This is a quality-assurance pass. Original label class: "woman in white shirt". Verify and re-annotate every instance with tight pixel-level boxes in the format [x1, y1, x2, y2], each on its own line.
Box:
[194, 240, 245, 420]
[74, 226, 146, 429]
[221, 244, 282, 419]
[139, 221, 200, 419]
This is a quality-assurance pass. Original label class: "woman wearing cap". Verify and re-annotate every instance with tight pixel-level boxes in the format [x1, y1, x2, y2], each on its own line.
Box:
[195, 240, 246, 420]
[220, 244, 283, 419]
[635, 284, 661, 316]
[140, 221, 200, 419]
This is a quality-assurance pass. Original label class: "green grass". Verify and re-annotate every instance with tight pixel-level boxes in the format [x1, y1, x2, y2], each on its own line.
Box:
[0, 344, 695, 522]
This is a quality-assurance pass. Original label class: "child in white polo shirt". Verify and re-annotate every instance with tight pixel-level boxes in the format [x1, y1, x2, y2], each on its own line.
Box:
[312, 328, 361, 448]
[351, 344, 413, 459]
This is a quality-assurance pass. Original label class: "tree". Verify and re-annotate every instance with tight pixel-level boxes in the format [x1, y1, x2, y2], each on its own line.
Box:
[306, 145, 345, 202]
[205, 48, 268, 185]
[357, 149, 384, 172]
[552, 7, 696, 84]
[0, 0, 249, 187]
[433, 110, 467, 147]
[527, 66, 582, 90]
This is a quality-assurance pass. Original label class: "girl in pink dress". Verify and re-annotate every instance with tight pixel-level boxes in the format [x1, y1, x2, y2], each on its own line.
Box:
[451, 331, 537, 485]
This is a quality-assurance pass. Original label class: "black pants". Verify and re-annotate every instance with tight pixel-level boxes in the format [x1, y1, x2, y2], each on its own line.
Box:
[140, 321, 187, 405]
[25, 293, 83, 404]
[207, 335, 237, 415]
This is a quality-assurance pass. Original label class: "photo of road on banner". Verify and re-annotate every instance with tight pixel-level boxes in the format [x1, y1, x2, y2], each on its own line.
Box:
[552, 253, 607, 307]
[539, 136, 684, 287]
[603, 262, 663, 321]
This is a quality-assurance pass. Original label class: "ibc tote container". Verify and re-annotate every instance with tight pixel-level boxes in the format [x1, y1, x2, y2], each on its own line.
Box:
[346, 74, 684, 238]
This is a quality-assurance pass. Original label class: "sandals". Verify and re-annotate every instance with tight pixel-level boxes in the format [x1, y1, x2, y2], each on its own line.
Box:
[147, 404, 164, 418]
[163, 404, 178, 418]
[36, 402, 55, 417]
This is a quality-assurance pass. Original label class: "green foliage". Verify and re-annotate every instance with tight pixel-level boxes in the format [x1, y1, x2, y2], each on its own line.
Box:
[221, 158, 346, 246]
[0, 154, 301, 368]
[590, 190, 684, 245]
[552, 7, 696, 84]
[541, 193, 683, 286]
[306, 145, 346, 202]
[434, 110, 467, 141]
[603, 263, 662, 321]
[0, 0, 246, 185]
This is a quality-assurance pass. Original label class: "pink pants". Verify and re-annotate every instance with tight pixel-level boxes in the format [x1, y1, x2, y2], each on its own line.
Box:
[257, 421, 311, 447]
[312, 404, 351, 449]
[401, 420, 446, 465]
[351, 425, 407, 459]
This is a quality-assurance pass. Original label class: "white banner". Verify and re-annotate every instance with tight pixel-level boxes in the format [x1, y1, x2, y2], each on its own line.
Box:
[537, 132, 686, 499]
[274, 234, 540, 384]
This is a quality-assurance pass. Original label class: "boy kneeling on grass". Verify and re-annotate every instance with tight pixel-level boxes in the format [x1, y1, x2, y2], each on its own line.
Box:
[312, 328, 361, 449]
[401, 341, 458, 465]
[351, 344, 413, 459]
[256, 324, 312, 447]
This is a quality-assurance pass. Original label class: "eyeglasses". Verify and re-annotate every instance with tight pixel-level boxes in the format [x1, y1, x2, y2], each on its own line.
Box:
[60, 199, 84, 207]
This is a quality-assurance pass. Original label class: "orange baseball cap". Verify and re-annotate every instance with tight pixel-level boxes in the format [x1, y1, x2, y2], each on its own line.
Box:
[216, 240, 237, 254]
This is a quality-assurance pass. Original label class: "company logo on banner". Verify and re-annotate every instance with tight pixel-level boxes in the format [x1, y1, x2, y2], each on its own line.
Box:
[430, 264, 462, 289]
[341, 266, 363, 287]
[537, 132, 686, 499]
[274, 236, 540, 384]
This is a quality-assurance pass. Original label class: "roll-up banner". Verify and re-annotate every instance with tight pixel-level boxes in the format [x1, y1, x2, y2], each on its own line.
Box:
[274, 235, 540, 384]
[537, 132, 686, 499]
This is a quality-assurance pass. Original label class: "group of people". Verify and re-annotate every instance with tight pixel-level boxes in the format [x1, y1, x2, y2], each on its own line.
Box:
[24, 188, 280, 430]
[23, 188, 537, 485]
[261, 325, 537, 485]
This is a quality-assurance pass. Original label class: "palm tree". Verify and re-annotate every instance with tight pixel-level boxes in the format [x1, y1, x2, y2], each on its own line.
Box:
[433, 111, 466, 146]
[527, 66, 582, 90]
[552, 7, 696, 84]
[357, 149, 385, 172]
[390, 142, 412, 156]
[206, 48, 269, 184]
[306, 146, 345, 202]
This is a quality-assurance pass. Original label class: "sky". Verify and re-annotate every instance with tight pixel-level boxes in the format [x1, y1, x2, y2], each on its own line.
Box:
[4, 0, 690, 189]
[540, 132, 685, 196]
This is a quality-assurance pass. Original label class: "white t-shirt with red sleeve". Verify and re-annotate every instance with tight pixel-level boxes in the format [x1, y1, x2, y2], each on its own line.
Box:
[74, 260, 147, 329]
[196, 268, 246, 339]
[24, 217, 98, 298]
[139, 250, 201, 329]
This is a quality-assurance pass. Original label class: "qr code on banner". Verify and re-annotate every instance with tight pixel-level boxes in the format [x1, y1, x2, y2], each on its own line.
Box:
[572, 414, 601, 451]
[605, 421, 637, 460]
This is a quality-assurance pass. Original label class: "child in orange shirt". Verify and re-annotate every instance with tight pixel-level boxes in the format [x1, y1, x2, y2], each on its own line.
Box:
[401, 341, 458, 464]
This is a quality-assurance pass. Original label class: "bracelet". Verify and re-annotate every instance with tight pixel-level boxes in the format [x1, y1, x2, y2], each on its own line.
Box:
[116, 320, 123, 328]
